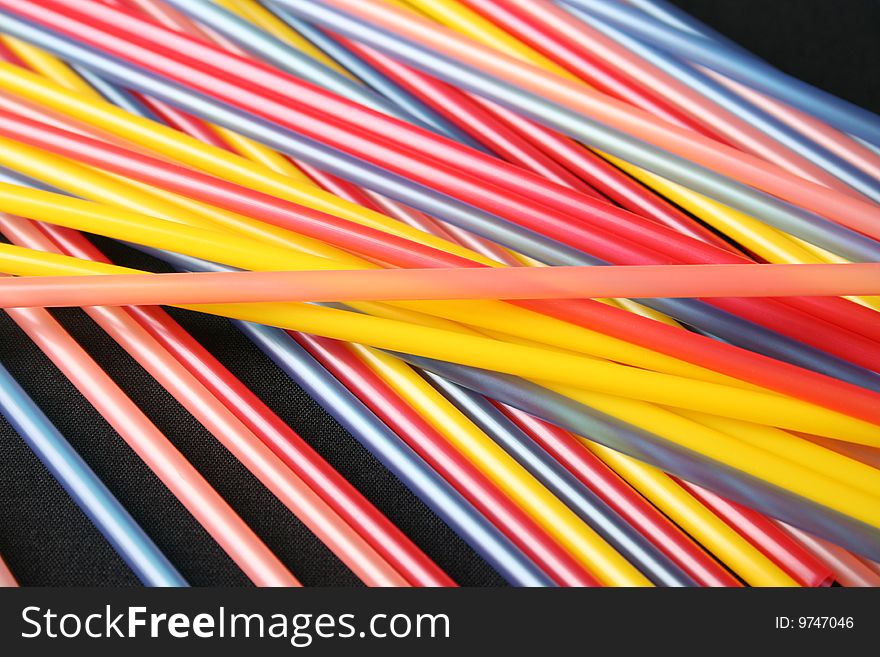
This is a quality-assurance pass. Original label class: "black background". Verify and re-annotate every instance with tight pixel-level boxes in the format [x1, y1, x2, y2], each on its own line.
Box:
[1, 0, 878, 587]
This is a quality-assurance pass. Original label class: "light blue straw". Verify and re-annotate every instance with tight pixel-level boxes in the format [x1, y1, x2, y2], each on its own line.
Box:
[563, 0, 880, 146]
[0, 360, 186, 586]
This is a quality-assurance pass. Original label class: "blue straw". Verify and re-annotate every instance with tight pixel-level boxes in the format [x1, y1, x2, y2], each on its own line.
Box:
[623, 0, 757, 55]
[562, 0, 880, 146]
[574, 7, 880, 203]
[425, 372, 697, 587]
[0, 360, 187, 586]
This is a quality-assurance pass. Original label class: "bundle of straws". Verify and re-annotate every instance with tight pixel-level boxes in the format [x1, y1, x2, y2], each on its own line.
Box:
[0, 0, 878, 588]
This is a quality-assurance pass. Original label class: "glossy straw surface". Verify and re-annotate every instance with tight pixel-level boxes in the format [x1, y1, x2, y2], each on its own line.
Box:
[0, 358, 187, 587]
[1, 263, 877, 307]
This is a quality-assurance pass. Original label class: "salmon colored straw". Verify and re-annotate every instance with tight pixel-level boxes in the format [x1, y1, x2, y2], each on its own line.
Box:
[0, 219, 410, 588]
[0, 554, 17, 587]
[0, 222, 298, 587]
[310, 0, 880, 238]
[39, 223, 453, 588]
[0, 263, 876, 307]
[775, 522, 880, 587]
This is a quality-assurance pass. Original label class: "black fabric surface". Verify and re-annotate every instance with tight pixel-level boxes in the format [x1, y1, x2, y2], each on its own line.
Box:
[0, 1, 878, 586]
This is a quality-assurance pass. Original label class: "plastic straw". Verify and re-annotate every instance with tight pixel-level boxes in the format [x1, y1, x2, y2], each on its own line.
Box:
[334, 342, 650, 586]
[1, 262, 877, 306]
[776, 522, 880, 587]
[1, 0, 874, 588]
[0, 357, 187, 587]
[3, 52, 876, 394]
[675, 482, 833, 587]
[0, 555, 17, 587]
[581, 445, 799, 586]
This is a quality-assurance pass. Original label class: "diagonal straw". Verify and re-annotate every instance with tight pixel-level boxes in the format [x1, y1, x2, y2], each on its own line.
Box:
[0, 356, 187, 586]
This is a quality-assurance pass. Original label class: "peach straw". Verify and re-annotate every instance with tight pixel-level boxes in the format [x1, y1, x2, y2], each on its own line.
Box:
[775, 522, 880, 587]
[0, 554, 17, 587]
[0, 262, 877, 307]
[0, 217, 410, 587]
